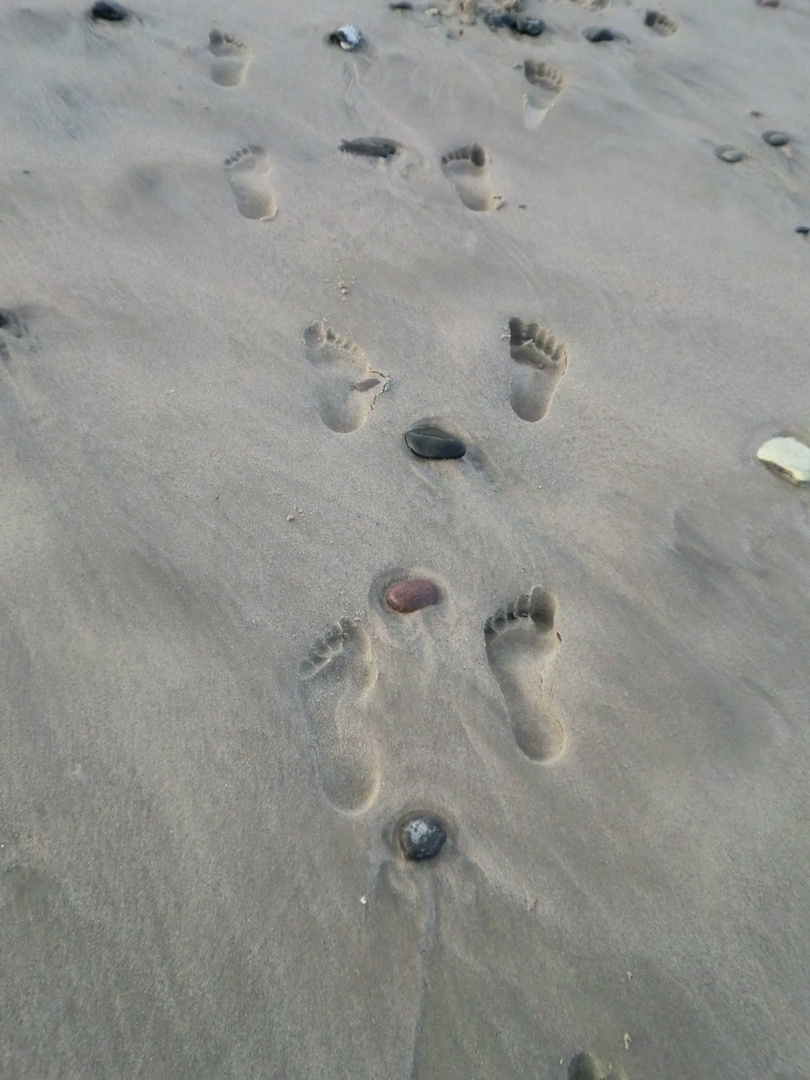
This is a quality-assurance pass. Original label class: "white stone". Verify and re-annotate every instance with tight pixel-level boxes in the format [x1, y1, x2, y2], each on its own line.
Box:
[757, 436, 810, 484]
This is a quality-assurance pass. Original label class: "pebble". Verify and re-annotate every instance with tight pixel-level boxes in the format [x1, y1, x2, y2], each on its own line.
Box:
[399, 814, 447, 861]
[757, 437, 810, 485]
[404, 425, 466, 460]
[715, 145, 744, 163]
[583, 26, 620, 42]
[516, 16, 546, 36]
[340, 137, 399, 158]
[763, 130, 790, 146]
[91, 1, 129, 20]
[385, 579, 440, 614]
[796, 225, 810, 235]
[329, 25, 364, 50]
[485, 11, 517, 29]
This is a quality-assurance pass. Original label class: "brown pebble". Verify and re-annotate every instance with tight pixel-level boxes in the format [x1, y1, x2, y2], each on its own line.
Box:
[385, 579, 440, 614]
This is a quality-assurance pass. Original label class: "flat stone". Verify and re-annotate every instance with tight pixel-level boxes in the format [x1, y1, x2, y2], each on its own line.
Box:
[404, 425, 466, 460]
[763, 130, 790, 146]
[329, 24, 363, 50]
[516, 16, 546, 35]
[485, 11, 518, 29]
[796, 225, 810, 235]
[91, 1, 129, 20]
[340, 137, 399, 158]
[385, 579, 440, 614]
[583, 26, 619, 41]
[715, 145, 744, 163]
[398, 814, 447, 861]
[757, 437, 810, 485]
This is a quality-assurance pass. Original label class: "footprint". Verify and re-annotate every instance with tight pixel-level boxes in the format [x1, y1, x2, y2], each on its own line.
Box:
[208, 29, 252, 87]
[298, 618, 381, 814]
[569, 1051, 628, 1080]
[304, 323, 388, 434]
[441, 144, 501, 212]
[223, 146, 277, 221]
[523, 60, 565, 131]
[507, 317, 568, 422]
[643, 9, 678, 35]
[484, 587, 566, 764]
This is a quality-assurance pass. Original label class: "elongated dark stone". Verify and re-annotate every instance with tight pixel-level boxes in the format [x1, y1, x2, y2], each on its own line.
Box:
[485, 11, 517, 29]
[91, 1, 129, 20]
[399, 814, 447, 861]
[340, 137, 399, 158]
[404, 425, 466, 460]
[385, 579, 440, 614]
[516, 16, 546, 36]
[797, 225, 810, 235]
[763, 130, 789, 147]
[583, 26, 618, 41]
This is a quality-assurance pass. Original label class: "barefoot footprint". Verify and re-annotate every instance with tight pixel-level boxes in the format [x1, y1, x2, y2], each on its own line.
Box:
[298, 618, 382, 814]
[569, 1051, 628, 1080]
[523, 60, 564, 131]
[208, 29, 252, 86]
[304, 323, 389, 434]
[441, 143, 501, 211]
[223, 146, 277, 221]
[485, 587, 566, 763]
[507, 317, 568, 422]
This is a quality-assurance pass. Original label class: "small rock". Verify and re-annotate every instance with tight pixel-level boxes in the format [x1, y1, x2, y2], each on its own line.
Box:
[404, 425, 466, 460]
[796, 225, 810, 235]
[715, 145, 744, 163]
[398, 814, 447, 861]
[485, 11, 518, 29]
[340, 137, 399, 158]
[757, 436, 810, 485]
[516, 16, 546, 36]
[583, 26, 620, 42]
[329, 24, 363, 50]
[91, 1, 129, 20]
[385, 579, 440, 614]
[389, 1, 413, 8]
[763, 130, 790, 146]
[756, 0, 780, 7]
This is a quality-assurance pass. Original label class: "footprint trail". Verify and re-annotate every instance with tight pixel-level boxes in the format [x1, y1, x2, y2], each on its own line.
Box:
[507, 317, 568, 422]
[304, 324, 388, 433]
[485, 587, 566, 763]
[298, 618, 382, 813]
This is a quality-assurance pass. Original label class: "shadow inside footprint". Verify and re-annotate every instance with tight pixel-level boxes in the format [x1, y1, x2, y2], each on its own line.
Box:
[523, 61, 565, 130]
[298, 618, 382, 814]
[569, 1051, 628, 1080]
[223, 146, 277, 220]
[507, 317, 568, 422]
[441, 143, 501, 212]
[304, 323, 388, 434]
[209, 29, 252, 86]
[485, 587, 566, 763]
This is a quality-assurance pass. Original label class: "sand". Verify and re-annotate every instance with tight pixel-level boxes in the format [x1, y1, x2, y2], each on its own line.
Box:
[1, 0, 809, 1076]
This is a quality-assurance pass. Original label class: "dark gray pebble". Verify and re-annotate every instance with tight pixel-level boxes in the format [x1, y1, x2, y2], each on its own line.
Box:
[797, 225, 810, 235]
[515, 16, 546, 36]
[404, 425, 466, 460]
[485, 11, 517, 29]
[399, 814, 447, 861]
[583, 26, 620, 42]
[763, 130, 790, 147]
[329, 24, 363, 50]
[91, 1, 129, 20]
[340, 137, 399, 158]
[389, 1, 413, 8]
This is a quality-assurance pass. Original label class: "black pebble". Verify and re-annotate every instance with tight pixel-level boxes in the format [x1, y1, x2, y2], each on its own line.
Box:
[340, 137, 399, 158]
[405, 425, 466, 460]
[796, 225, 810, 235]
[516, 16, 546, 36]
[91, 1, 129, 20]
[389, 1, 413, 8]
[485, 11, 518, 29]
[399, 814, 447, 861]
[583, 26, 618, 42]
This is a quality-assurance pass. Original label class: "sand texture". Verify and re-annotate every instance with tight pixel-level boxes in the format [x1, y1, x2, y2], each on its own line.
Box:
[1, 0, 810, 1077]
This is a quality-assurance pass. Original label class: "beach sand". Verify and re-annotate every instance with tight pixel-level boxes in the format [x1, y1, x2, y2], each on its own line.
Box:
[1, 0, 809, 1076]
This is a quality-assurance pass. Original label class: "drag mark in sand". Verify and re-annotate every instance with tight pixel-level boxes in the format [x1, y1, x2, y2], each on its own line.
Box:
[223, 146, 277, 220]
[441, 143, 501, 211]
[304, 323, 388, 433]
[208, 29, 252, 86]
[523, 60, 564, 130]
[507, 317, 568, 422]
[485, 587, 566, 763]
[298, 618, 382, 814]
